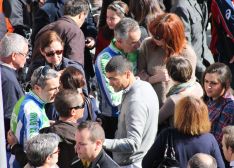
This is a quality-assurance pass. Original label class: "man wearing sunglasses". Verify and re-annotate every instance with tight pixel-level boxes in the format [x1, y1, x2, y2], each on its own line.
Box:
[0, 33, 28, 140]
[9, 66, 60, 168]
[8, 89, 85, 168]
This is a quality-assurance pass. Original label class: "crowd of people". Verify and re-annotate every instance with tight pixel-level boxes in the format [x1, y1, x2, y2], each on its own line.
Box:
[1, 0, 234, 168]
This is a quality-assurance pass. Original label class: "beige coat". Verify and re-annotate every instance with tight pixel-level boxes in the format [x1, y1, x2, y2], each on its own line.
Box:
[138, 37, 197, 107]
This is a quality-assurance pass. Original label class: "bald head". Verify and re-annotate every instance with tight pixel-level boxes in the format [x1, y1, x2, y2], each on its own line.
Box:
[188, 153, 217, 168]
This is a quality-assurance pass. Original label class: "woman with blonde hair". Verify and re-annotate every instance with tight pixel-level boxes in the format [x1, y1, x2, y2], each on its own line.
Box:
[142, 96, 225, 168]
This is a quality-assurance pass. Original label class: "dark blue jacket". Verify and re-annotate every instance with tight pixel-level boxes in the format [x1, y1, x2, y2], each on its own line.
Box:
[142, 128, 225, 168]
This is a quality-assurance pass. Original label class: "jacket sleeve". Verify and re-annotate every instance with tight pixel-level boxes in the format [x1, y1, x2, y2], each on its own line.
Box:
[104, 100, 147, 153]
[95, 53, 122, 107]
[137, 39, 150, 81]
[11, 144, 28, 167]
[142, 129, 166, 168]
[81, 12, 97, 38]
[210, 135, 225, 168]
[158, 98, 175, 124]
[171, 6, 206, 76]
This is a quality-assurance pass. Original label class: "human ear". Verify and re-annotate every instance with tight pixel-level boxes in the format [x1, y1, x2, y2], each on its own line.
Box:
[125, 70, 131, 78]
[33, 84, 42, 95]
[95, 140, 102, 150]
[11, 53, 17, 61]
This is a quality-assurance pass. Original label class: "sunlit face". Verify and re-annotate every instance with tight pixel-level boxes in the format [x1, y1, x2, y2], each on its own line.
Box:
[80, 12, 88, 27]
[106, 9, 122, 29]
[48, 146, 59, 166]
[119, 30, 141, 53]
[106, 71, 129, 92]
[222, 135, 232, 162]
[152, 37, 164, 47]
[41, 41, 63, 66]
[75, 129, 97, 161]
[204, 73, 225, 100]
[72, 99, 85, 120]
[13, 44, 28, 69]
[38, 77, 60, 103]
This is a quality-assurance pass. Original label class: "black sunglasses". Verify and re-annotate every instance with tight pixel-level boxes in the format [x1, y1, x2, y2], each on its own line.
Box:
[45, 50, 63, 57]
[35, 66, 50, 85]
[70, 102, 85, 110]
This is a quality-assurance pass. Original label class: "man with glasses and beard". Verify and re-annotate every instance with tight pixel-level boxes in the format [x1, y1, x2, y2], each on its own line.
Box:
[9, 66, 60, 168]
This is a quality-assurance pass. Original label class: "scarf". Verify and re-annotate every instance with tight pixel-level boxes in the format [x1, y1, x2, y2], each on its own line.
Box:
[166, 81, 195, 97]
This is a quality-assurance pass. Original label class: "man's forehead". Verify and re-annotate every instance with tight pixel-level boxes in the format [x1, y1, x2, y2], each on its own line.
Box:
[76, 129, 91, 139]
[44, 77, 60, 87]
[106, 71, 120, 78]
[128, 29, 141, 41]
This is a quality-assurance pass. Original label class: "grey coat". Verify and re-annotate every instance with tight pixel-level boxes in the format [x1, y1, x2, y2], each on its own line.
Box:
[170, 0, 214, 80]
[104, 78, 159, 167]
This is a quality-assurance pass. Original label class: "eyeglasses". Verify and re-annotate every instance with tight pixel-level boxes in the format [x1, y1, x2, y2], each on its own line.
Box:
[70, 102, 85, 110]
[45, 50, 63, 57]
[18, 52, 29, 59]
[50, 148, 60, 156]
[35, 66, 50, 85]
[154, 35, 162, 41]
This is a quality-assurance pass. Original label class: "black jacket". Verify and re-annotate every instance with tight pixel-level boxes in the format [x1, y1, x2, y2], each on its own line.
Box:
[10, 120, 77, 168]
[40, 121, 77, 168]
[71, 149, 120, 168]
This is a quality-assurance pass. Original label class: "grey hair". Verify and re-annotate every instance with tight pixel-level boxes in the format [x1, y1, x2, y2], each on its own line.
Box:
[188, 153, 217, 168]
[114, 17, 140, 40]
[25, 133, 60, 167]
[0, 33, 28, 57]
[31, 66, 59, 89]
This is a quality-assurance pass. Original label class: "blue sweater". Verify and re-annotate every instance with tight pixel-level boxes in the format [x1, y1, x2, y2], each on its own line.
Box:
[142, 128, 225, 168]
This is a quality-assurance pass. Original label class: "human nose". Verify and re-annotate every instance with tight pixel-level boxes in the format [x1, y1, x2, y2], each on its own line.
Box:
[134, 41, 140, 49]
[109, 80, 114, 87]
[206, 83, 212, 89]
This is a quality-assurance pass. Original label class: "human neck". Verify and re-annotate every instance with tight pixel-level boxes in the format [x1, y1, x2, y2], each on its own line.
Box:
[89, 148, 102, 162]
[230, 153, 234, 163]
[0, 58, 16, 70]
[59, 116, 77, 123]
[68, 15, 82, 28]
[115, 40, 123, 51]
[125, 74, 136, 89]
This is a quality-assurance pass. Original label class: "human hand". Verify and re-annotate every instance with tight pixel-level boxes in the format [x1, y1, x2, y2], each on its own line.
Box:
[85, 37, 95, 49]
[49, 120, 56, 126]
[7, 130, 18, 146]
[38, 0, 45, 7]
[137, 70, 150, 81]
[229, 56, 234, 64]
[96, 118, 102, 125]
[149, 68, 170, 84]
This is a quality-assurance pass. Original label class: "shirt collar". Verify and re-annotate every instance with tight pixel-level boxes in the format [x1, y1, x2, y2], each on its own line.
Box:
[123, 77, 139, 94]
[0, 61, 16, 70]
[230, 160, 234, 166]
[28, 90, 46, 106]
[109, 39, 125, 56]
